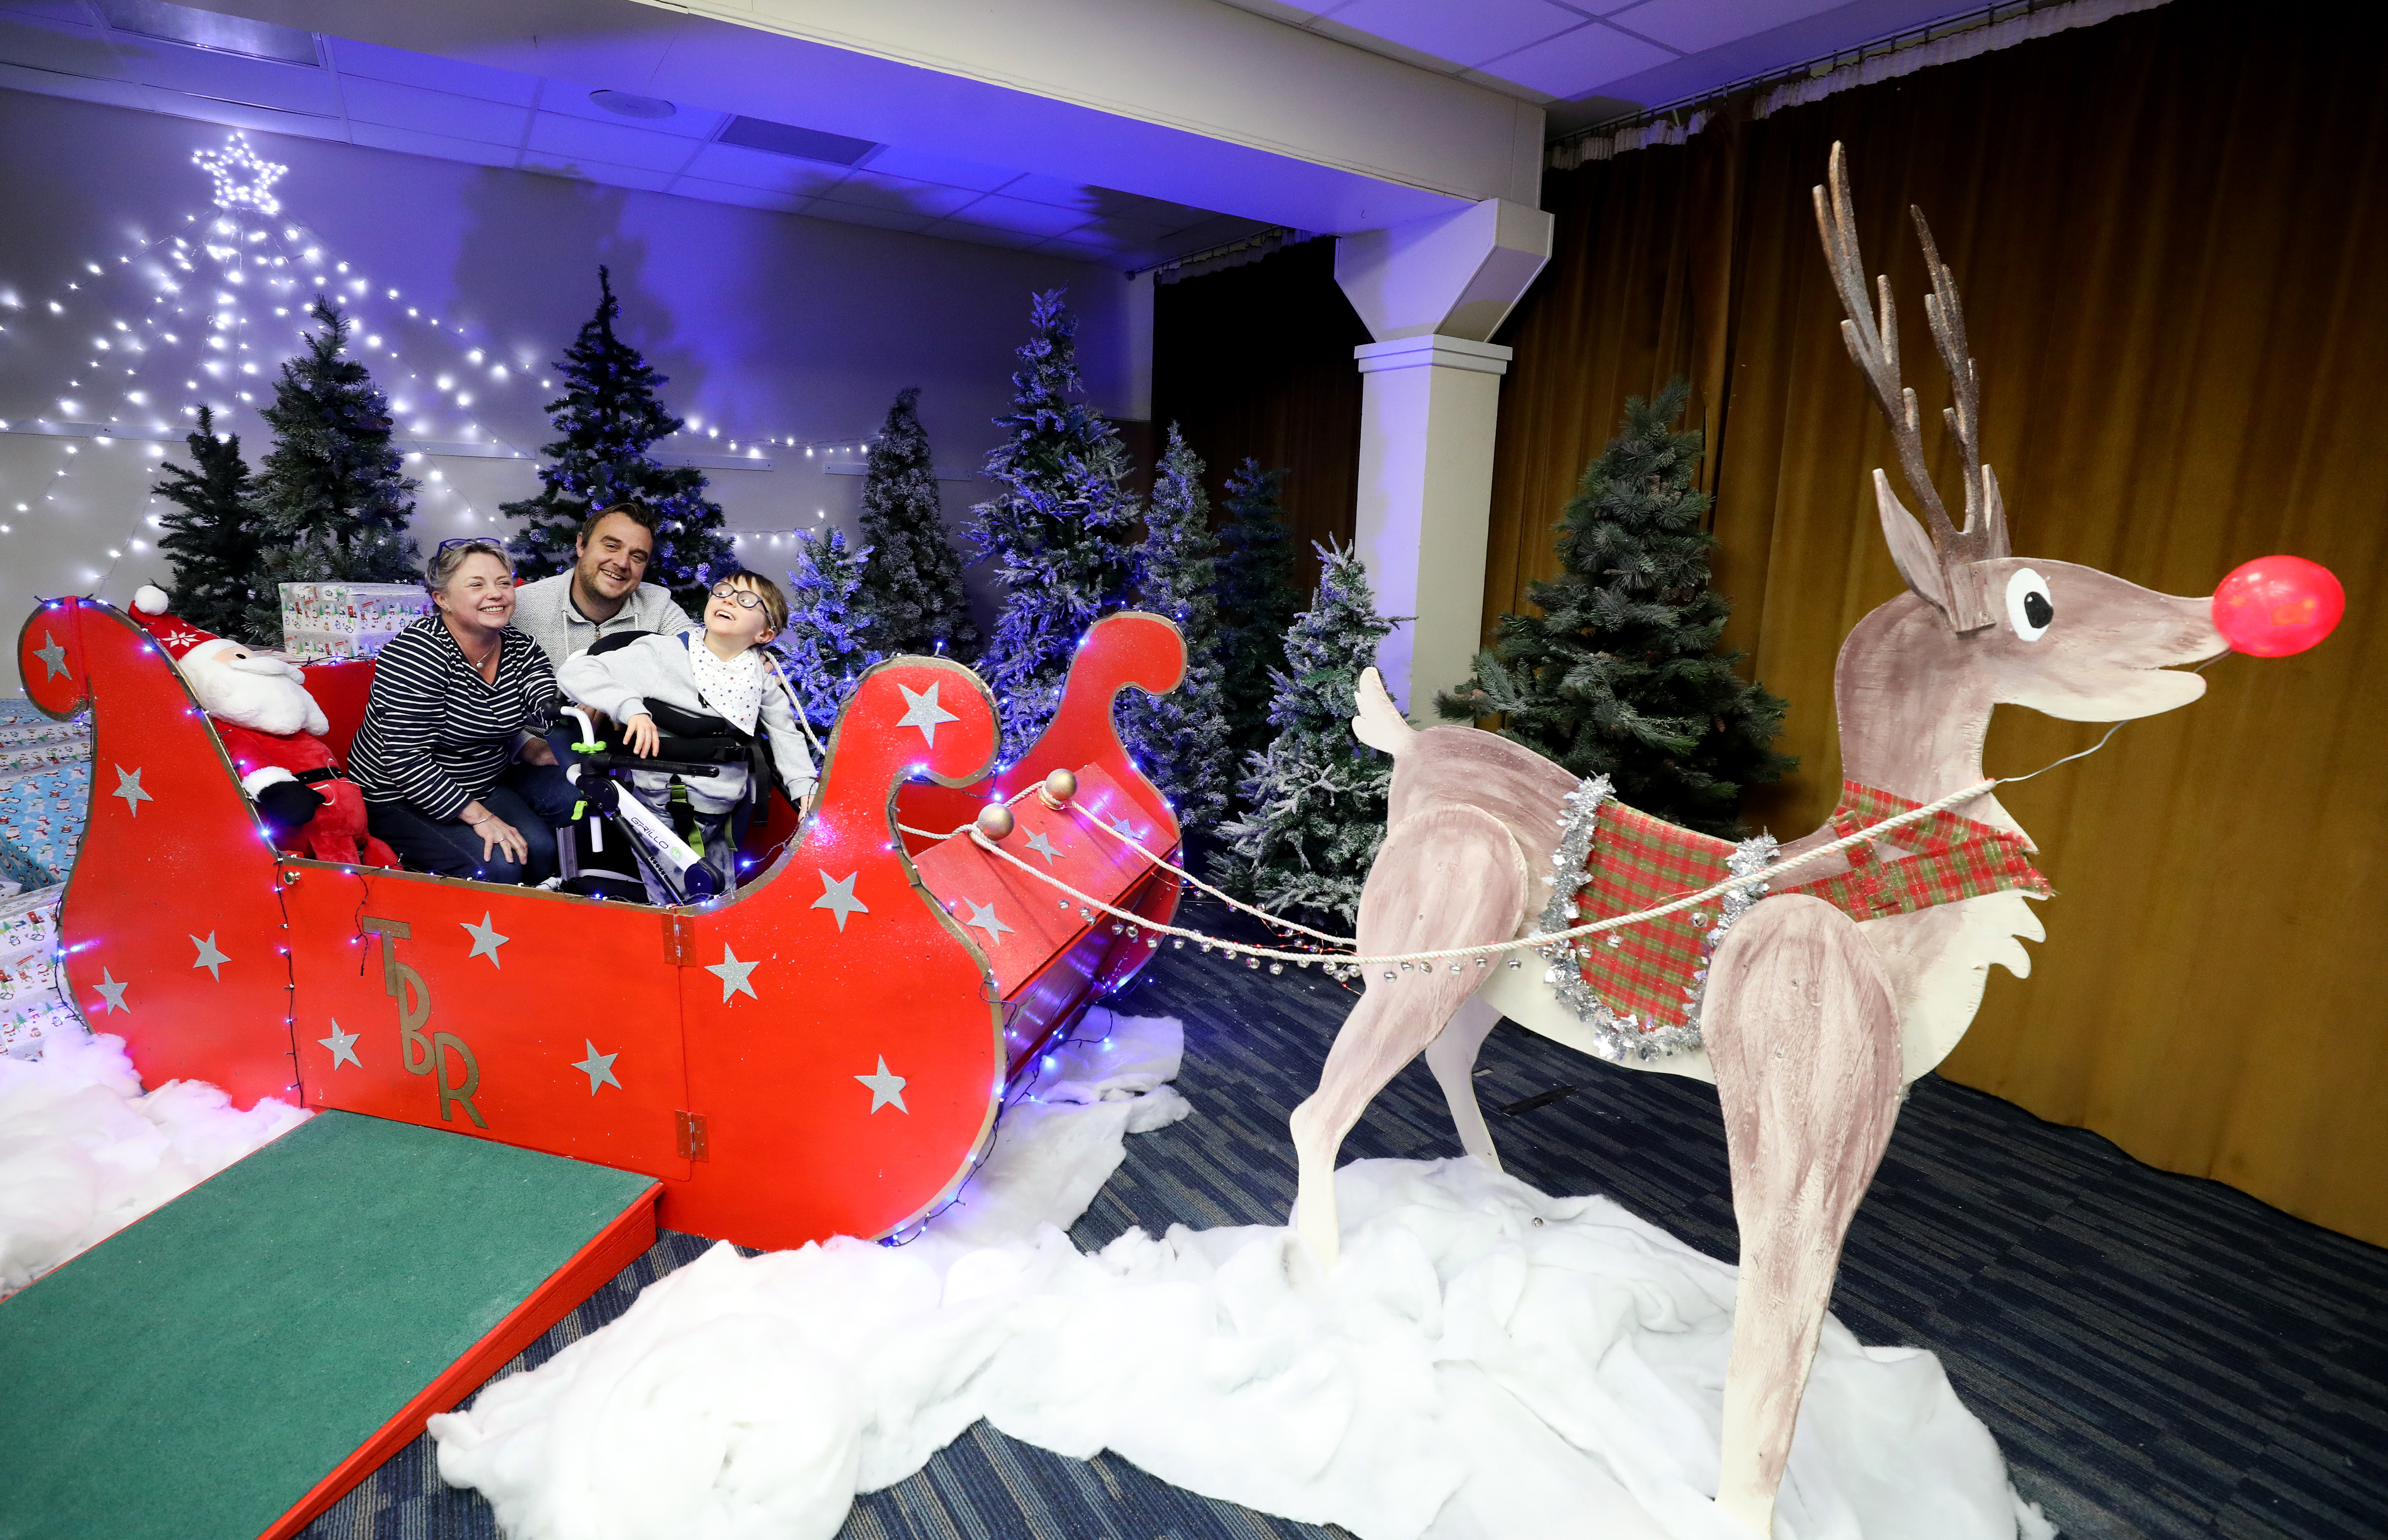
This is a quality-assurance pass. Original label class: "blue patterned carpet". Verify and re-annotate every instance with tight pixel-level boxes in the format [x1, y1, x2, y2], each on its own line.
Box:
[303, 896, 2388, 1539]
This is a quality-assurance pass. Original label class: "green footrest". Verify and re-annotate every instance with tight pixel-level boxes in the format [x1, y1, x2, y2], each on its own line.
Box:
[0, 1110, 656, 1540]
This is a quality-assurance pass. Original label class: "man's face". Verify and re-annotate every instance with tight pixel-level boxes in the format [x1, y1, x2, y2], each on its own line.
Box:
[575, 513, 654, 601]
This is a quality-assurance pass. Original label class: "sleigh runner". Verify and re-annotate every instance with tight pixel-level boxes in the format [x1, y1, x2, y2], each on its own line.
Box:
[15, 597, 1188, 1252]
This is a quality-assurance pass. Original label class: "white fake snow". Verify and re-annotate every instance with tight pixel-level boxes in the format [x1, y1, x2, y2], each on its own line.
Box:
[0, 1029, 309, 1296]
[433, 1010, 2047, 1540]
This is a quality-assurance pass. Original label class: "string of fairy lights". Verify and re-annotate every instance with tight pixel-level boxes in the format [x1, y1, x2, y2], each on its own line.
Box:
[0, 130, 885, 587]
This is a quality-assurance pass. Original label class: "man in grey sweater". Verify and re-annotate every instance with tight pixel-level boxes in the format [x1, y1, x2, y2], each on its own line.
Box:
[512, 504, 695, 669]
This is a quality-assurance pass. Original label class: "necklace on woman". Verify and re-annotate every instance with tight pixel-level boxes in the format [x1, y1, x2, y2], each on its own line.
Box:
[459, 631, 499, 672]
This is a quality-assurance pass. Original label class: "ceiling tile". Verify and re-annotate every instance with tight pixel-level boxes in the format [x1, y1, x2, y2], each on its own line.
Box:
[519, 152, 674, 194]
[940, 192, 1094, 238]
[114, 38, 343, 115]
[859, 144, 1022, 193]
[1323, 0, 1583, 67]
[811, 169, 982, 219]
[1607, 0, 1853, 55]
[677, 140, 850, 196]
[1482, 19, 1678, 95]
[668, 175, 809, 215]
[1065, 213, 1183, 248]
[0, 9, 123, 76]
[921, 220, 1050, 252]
[0, 2, 103, 27]
[526, 111, 701, 174]
[994, 174, 1157, 218]
[1033, 235, 1125, 264]
[338, 74, 527, 145]
[347, 119, 520, 170]
[539, 85, 726, 142]
[323, 36, 537, 106]
[800, 201, 937, 236]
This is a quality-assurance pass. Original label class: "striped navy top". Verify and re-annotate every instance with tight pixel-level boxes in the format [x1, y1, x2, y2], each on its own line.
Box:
[349, 617, 559, 821]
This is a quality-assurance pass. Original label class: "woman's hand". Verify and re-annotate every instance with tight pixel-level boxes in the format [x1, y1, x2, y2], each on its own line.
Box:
[518, 734, 557, 767]
[462, 801, 529, 866]
[624, 713, 660, 759]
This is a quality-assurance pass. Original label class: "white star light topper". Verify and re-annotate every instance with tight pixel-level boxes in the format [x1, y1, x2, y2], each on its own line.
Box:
[193, 132, 286, 217]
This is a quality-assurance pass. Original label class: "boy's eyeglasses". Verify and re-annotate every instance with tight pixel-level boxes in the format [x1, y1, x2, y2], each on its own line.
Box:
[708, 584, 766, 610]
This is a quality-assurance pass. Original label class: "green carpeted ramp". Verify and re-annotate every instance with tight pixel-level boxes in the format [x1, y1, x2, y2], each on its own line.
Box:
[0, 1110, 658, 1540]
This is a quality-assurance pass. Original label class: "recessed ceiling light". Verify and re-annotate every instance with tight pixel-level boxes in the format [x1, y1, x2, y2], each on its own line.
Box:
[591, 90, 676, 120]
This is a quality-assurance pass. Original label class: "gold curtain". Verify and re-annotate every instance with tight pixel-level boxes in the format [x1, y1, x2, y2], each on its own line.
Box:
[1486, 0, 2388, 1244]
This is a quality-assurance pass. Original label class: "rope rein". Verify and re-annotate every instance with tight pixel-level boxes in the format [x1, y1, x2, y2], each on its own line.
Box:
[897, 777, 2003, 973]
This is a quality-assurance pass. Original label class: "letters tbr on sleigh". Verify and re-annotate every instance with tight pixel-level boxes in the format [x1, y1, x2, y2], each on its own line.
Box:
[359, 916, 485, 1128]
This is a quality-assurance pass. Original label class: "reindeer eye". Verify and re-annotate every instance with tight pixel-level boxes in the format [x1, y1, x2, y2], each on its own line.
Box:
[2006, 569, 2054, 640]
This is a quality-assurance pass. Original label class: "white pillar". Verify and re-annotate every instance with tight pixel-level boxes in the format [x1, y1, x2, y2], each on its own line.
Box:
[1335, 197, 1551, 717]
[1351, 336, 1510, 716]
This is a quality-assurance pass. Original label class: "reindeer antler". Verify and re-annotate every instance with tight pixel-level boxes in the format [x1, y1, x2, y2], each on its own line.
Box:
[1813, 142, 2008, 631]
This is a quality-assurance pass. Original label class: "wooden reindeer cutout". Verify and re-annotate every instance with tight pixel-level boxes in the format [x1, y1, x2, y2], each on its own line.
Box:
[1289, 144, 2242, 1536]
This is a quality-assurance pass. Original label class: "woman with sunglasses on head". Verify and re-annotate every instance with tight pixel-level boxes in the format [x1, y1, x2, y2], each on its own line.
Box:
[349, 540, 579, 884]
[557, 569, 819, 901]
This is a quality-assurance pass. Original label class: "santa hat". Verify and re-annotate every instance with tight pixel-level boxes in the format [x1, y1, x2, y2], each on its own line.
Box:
[130, 585, 242, 668]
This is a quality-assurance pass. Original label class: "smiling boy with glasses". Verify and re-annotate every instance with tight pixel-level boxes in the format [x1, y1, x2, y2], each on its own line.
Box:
[557, 569, 819, 900]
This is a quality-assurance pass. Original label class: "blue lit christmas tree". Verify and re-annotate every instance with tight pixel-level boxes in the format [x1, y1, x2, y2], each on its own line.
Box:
[856, 386, 977, 659]
[1119, 424, 1231, 826]
[778, 526, 881, 732]
[965, 289, 1137, 759]
[1213, 459, 1300, 767]
[502, 266, 734, 611]
[1216, 541, 1396, 923]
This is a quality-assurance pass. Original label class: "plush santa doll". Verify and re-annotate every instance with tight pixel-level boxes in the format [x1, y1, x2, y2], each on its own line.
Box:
[129, 586, 397, 868]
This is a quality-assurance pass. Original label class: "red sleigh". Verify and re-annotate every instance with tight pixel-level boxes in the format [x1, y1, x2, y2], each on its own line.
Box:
[14, 597, 1188, 1252]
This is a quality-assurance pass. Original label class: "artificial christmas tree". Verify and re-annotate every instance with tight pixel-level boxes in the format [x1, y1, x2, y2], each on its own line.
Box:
[1119, 425, 1232, 827]
[1436, 380, 1792, 838]
[501, 267, 734, 610]
[777, 527, 880, 733]
[242, 299, 418, 645]
[152, 405, 260, 640]
[966, 289, 1138, 758]
[1216, 541, 1395, 925]
[856, 387, 977, 659]
[1213, 459, 1300, 765]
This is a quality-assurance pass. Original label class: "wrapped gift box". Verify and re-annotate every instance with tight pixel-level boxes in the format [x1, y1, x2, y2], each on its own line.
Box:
[0, 883, 72, 1057]
[0, 703, 88, 892]
[279, 581, 434, 661]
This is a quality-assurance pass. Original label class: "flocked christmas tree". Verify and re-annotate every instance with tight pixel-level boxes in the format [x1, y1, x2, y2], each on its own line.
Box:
[1216, 541, 1396, 924]
[1119, 424, 1232, 827]
[1213, 459, 1301, 767]
[1437, 380, 1792, 837]
[153, 405, 260, 639]
[501, 266, 735, 611]
[856, 386, 977, 659]
[966, 289, 1138, 758]
[243, 298, 419, 645]
[777, 527, 881, 733]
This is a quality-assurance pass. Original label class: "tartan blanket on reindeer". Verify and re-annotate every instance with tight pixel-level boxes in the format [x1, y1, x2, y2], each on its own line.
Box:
[1537, 777, 2051, 1062]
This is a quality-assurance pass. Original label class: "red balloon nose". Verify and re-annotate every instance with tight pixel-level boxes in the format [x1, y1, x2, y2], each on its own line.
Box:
[2212, 556, 2344, 657]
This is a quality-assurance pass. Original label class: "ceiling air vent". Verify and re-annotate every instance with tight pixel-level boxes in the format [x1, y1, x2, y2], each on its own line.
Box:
[92, 0, 318, 66]
[715, 116, 877, 166]
[591, 90, 675, 120]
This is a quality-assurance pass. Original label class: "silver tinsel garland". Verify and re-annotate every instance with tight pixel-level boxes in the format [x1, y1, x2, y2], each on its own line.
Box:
[1532, 775, 1778, 1063]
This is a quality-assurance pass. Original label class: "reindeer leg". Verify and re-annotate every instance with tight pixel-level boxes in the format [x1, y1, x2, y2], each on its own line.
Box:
[1423, 993, 1504, 1170]
[1701, 895, 1903, 1537]
[1291, 804, 1526, 1267]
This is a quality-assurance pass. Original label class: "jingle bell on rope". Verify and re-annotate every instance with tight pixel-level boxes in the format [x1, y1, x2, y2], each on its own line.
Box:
[2212, 555, 2344, 658]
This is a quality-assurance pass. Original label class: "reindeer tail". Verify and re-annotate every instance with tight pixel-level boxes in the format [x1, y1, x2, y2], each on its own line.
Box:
[1351, 667, 1415, 756]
